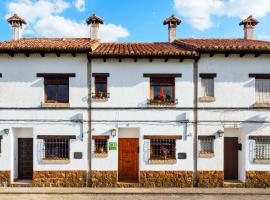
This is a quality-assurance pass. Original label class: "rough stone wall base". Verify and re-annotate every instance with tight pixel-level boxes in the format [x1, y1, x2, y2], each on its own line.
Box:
[33, 171, 87, 187]
[0, 171, 10, 187]
[246, 171, 270, 188]
[90, 171, 118, 187]
[140, 171, 193, 187]
[197, 171, 224, 187]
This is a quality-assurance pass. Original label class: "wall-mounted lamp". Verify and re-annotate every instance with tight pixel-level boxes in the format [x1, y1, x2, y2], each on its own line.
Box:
[111, 129, 117, 137]
[217, 129, 224, 138]
[3, 129, 9, 135]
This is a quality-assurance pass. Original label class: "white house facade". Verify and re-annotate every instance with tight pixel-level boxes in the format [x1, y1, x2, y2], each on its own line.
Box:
[0, 14, 269, 188]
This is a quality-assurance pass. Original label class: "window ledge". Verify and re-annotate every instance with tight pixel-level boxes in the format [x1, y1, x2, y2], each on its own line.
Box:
[92, 98, 109, 102]
[41, 159, 70, 164]
[254, 159, 270, 164]
[41, 103, 70, 108]
[254, 103, 270, 108]
[94, 153, 108, 158]
[199, 96, 216, 103]
[199, 152, 215, 158]
[149, 159, 177, 164]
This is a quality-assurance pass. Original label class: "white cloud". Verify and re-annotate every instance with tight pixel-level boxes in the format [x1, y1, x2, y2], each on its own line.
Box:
[7, 0, 70, 23]
[174, 0, 270, 31]
[74, 0, 85, 12]
[6, 0, 129, 41]
[257, 34, 270, 41]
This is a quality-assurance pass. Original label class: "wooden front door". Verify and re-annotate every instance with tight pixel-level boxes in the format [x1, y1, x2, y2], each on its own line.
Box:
[18, 138, 33, 179]
[118, 138, 139, 182]
[224, 137, 238, 180]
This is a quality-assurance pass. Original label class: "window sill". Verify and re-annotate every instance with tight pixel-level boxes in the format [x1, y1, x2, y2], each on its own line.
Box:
[41, 103, 70, 108]
[254, 159, 270, 164]
[41, 159, 70, 164]
[149, 159, 177, 164]
[199, 96, 216, 103]
[199, 152, 215, 158]
[94, 153, 108, 158]
[253, 103, 270, 108]
[92, 97, 109, 102]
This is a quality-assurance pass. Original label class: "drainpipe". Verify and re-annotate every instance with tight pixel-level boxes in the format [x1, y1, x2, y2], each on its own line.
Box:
[87, 54, 92, 187]
[193, 58, 199, 187]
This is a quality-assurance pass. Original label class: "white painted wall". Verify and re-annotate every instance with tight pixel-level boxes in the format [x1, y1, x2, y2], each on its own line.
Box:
[91, 59, 194, 171]
[0, 54, 89, 176]
[198, 54, 270, 177]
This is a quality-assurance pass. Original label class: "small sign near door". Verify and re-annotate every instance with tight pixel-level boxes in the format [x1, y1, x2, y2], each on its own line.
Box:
[109, 142, 117, 150]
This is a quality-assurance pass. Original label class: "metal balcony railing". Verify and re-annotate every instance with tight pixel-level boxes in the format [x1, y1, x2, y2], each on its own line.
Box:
[147, 98, 178, 105]
[92, 92, 110, 99]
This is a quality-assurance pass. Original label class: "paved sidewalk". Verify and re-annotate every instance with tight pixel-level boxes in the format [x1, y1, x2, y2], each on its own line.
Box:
[0, 187, 269, 195]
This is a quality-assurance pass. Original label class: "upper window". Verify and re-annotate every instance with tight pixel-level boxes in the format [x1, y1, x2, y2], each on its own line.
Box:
[199, 73, 216, 102]
[92, 73, 109, 99]
[255, 79, 270, 104]
[151, 77, 175, 101]
[250, 136, 270, 163]
[201, 78, 214, 97]
[44, 77, 69, 103]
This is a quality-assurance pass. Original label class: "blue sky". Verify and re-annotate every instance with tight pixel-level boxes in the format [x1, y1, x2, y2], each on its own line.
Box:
[1, 0, 270, 42]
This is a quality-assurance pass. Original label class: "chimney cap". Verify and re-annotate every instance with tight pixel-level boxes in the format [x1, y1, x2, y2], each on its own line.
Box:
[163, 15, 181, 26]
[7, 14, 27, 26]
[86, 14, 104, 25]
[239, 15, 259, 27]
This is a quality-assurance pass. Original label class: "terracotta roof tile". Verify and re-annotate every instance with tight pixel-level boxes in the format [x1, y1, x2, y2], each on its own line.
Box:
[0, 38, 98, 53]
[91, 42, 198, 58]
[174, 38, 270, 53]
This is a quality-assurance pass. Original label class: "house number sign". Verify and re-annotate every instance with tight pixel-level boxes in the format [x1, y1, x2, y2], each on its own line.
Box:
[109, 142, 117, 150]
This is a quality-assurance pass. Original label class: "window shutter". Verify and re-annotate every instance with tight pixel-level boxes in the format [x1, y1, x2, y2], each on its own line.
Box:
[201, 78, 214, 97]
[255, 79, 270, 103]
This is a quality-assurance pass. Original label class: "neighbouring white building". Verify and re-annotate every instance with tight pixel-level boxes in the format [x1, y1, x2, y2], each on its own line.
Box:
[0, 14, 269, 188]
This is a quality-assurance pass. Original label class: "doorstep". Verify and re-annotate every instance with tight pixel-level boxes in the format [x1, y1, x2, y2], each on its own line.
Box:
[223, 180, 245, 188]
[10, 180, 33, 188]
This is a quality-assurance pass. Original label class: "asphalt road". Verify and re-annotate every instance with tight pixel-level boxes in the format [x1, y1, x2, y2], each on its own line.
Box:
[0, 194, 270, 200]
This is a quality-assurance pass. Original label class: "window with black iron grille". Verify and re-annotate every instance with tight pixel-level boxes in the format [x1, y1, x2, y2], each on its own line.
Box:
[199, 136, 215, 157]
[150, 139, 176, 160]
[253, 137, 270, 161]
[42, 137, 70, 160]
[93, 136, 109, 157]
[94, 139, 108, 154]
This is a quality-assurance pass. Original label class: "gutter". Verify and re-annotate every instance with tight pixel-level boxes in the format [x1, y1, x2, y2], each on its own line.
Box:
[193, 57, 199, 187]
[86, 53, 92, 187]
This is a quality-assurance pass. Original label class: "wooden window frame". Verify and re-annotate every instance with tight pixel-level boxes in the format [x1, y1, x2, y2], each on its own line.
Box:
[44, 77, 69, 103]
[148, 77, 177, 105]
[92, 73, 109, 99]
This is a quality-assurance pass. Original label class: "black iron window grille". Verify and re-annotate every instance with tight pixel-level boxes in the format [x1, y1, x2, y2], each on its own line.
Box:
[94, 139, 108, 154]
[150, 139, 176, 160]
[254, 137, 270, 160]
[199, 136, 214, 156]
[42, 137, 70, 160]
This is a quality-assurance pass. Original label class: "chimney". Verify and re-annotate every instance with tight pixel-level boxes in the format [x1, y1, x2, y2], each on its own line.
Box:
[239, 15, 259, 40]
[163, 15, 181, 43]
[7, 14, 26, 40]
[86, 14, 104, 40]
